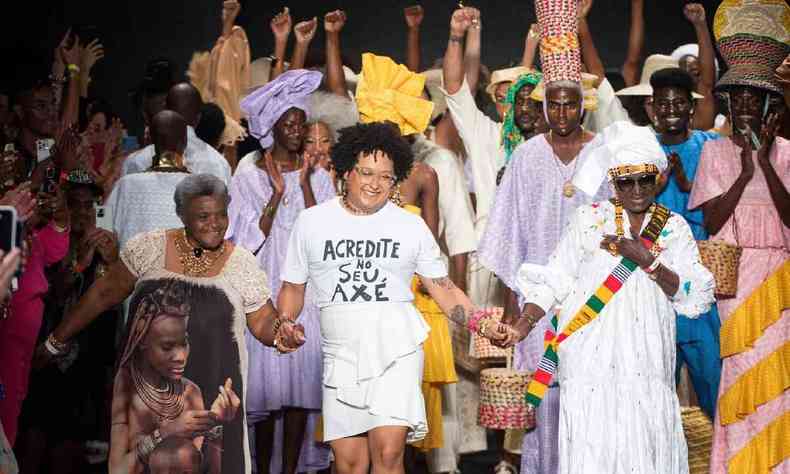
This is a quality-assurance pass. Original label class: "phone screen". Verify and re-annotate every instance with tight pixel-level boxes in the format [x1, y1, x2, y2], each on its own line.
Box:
[95, 206, 113, 231]
[0, 206, 18, 253]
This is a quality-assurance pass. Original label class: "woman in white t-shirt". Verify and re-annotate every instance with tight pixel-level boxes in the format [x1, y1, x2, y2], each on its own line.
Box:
[275, 122, 507, 474]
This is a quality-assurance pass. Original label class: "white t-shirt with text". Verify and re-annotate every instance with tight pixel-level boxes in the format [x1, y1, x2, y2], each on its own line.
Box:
[283, 198, 447, 307]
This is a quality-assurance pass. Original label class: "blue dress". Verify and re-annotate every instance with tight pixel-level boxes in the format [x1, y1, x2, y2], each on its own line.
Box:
[656, 130, 721, 418]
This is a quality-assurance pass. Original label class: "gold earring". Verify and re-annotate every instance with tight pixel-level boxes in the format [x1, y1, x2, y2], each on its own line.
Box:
[390, 184, 402, 206]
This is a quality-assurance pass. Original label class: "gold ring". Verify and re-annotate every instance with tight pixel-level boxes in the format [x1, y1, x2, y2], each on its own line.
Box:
[608, 242, 618, 255]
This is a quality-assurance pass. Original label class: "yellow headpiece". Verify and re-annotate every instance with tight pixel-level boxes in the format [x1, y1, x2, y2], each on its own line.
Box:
[355, 53, 434, 135]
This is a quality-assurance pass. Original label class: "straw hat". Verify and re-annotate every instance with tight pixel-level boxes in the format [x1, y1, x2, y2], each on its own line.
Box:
[531, 72, 600, 111]
[616, 54, 704, 98]
[485, 66, 534, 98]
[713, 0, 790, 95]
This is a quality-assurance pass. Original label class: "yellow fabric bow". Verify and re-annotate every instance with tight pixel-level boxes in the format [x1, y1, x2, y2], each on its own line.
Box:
[355, 53, 434, 136]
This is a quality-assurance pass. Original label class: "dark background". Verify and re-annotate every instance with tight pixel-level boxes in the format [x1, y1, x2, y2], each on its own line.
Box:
[3, 0, 721, 132]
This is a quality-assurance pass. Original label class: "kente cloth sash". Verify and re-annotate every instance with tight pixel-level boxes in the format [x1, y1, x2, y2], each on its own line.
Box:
[525, 204, 671, 407]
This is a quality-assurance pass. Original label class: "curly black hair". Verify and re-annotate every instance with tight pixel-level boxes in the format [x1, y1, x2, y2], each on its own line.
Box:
[650, 67, 695, 101]
[331, 122, 413, 183]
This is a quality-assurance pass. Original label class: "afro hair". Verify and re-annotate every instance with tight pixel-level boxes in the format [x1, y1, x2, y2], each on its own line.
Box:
[650, 68, 695, 100]
[331, 122, 413, 183]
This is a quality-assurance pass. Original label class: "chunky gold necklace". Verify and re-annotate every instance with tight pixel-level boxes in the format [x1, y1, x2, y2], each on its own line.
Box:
[610, 200, 657, 256]
[130, 358, 185, 423]
[174, 229, 226, 277]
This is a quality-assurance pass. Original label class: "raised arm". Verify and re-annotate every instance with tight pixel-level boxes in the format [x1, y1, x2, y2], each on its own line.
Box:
[221, 0, 241, 38]
[621, 0, 644, 87]
[522, 24, 540, 70]
[442, 7, 477, 95]
[685, 3, 716, 130]
[59, 36, 82, 131]
[324, 10, 349, 97]
[463, 10, 482, 93]
[757, 115, 790, 227]
[577, 0, 605, 86]
[270, 8, 292, 80]
[291, 17, 318, 71]
[78, 38, 105, 98]
[404, 5, 424, 73]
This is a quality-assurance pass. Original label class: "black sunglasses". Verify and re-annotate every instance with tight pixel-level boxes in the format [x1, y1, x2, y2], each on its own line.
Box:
[614, 174, 658, 193]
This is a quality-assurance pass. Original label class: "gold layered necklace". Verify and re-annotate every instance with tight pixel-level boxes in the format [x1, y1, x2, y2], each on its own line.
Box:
[174, 229, 226, 277]
[130, 359, 185, 423]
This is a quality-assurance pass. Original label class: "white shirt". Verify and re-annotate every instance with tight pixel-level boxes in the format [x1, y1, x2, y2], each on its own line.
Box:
[121, 126, 232, 186]
[442, 80, 504, 247]
[282, 198, 447, 307]
[105, 172, 188, 248]
[412, 136, 476, 256]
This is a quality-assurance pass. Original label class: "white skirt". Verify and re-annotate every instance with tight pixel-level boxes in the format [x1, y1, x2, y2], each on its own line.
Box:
[319, 302, 430, 442]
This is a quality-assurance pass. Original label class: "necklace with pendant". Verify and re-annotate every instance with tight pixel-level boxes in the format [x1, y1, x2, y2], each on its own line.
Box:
[174, 229, 226, 277]
[548, 131, 582, 198]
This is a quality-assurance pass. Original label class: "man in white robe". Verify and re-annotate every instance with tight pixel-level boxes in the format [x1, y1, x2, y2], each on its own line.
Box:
[502, 122, 715, 473]
[108, 111, 190, 248]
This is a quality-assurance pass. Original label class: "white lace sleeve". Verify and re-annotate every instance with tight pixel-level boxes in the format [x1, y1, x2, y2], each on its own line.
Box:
[657, 215, 716, 317]
[225, 248, 272, 314]
[119, 230, 166, 278]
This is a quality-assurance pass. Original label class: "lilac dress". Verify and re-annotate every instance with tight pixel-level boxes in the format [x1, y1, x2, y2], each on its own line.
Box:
[477, 134, 610, 474]
[227, 151, 335, 472]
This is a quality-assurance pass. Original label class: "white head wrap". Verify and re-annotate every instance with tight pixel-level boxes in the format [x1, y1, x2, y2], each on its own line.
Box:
[572, 121, 667, 196]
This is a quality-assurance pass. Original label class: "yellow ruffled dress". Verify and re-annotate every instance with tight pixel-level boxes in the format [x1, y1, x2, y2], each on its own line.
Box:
[403, 204, 459, 451]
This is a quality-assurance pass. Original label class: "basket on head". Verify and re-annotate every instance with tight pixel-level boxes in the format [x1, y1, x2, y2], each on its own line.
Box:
[697, 240, 742, 298]
[478, 368, 535, 430]
[472, 307, 512, 361]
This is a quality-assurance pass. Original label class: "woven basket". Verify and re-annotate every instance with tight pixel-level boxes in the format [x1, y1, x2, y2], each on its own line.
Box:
[478, 368, 535, 430]
[472, 307, 513, 361]
[681, 407, 713, 474]
[697, 240, 742, 298]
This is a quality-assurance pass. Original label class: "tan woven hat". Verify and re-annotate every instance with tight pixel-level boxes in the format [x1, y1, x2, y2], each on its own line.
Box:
[485, 66, 534, 98]
[616, 54, 704, 98]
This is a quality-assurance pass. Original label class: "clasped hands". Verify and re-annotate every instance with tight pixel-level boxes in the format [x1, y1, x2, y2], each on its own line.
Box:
[274, 318, 306, 354]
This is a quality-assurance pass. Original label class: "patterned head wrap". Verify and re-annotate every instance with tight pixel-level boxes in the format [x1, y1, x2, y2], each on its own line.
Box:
[240, 69, 323, 149]
[118, 282, 191, 369]
[573, 121, 667, 197]
[354, 53, 434, 135]
[500, 71, 543, 163]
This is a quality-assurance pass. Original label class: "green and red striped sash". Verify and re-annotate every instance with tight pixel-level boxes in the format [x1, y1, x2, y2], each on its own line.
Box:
[525, 204, 671, 407]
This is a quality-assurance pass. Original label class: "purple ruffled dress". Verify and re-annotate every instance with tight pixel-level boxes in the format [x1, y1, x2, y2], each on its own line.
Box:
[227, 152, 335, 472]
[477, 134, 610, 474]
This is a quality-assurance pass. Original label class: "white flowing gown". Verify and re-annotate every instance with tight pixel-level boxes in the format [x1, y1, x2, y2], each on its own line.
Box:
[517, 201, 715, 474]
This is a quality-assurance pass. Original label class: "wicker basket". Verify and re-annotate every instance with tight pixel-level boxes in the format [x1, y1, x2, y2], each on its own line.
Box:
[697, 240, 742, 298]
[472, 307, 513, 361]
[681, 407, 713, 474]
[478, 368, 535, 430]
